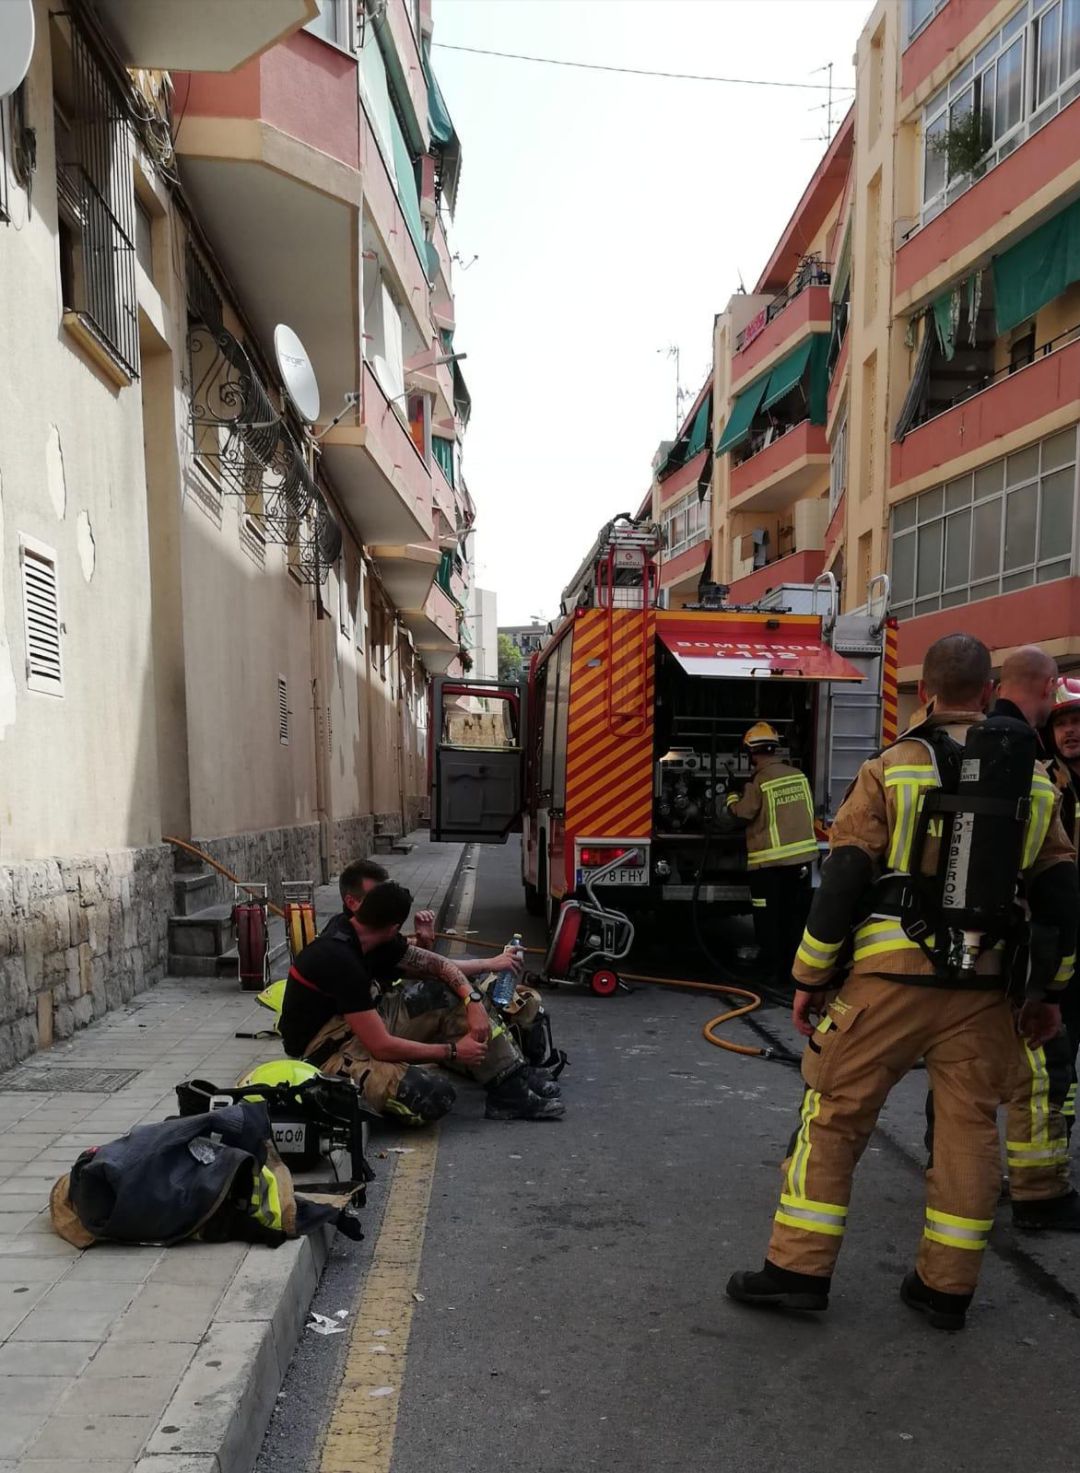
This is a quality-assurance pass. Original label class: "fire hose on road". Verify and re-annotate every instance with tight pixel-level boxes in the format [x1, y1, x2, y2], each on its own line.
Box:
[433, 930, 801, 1066]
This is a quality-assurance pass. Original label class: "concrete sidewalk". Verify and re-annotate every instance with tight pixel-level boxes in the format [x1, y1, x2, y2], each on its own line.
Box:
[0, 834, 465, 1473]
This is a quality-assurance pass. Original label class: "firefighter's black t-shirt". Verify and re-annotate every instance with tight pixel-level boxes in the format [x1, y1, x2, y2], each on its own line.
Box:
[279, 914, 407, 1058]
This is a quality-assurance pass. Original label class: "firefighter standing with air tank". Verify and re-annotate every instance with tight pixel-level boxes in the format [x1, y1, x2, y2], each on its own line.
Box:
[726, 633, 1079, 1332]
[1000, 672, 1080, 1230]
[724, 722, 818, 989]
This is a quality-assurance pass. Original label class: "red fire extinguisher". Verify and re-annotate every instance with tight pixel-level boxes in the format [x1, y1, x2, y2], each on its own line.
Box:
[232, 884, 269, 992]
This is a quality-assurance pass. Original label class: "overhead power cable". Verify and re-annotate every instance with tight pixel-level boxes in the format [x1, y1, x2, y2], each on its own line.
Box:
[431, 42, 855, 92]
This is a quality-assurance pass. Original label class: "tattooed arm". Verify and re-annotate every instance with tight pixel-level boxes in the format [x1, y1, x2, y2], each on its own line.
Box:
[397, 946, 472, 1001]
[396, 946, 491, 1043]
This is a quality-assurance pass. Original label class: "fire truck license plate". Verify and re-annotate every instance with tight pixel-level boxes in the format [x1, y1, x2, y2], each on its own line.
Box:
[603, 867, 648, 887]
[272, 1121, 308, 1152]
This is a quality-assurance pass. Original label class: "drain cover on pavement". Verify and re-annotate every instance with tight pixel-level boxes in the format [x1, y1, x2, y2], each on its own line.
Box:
[0, 1067, 141, 1093]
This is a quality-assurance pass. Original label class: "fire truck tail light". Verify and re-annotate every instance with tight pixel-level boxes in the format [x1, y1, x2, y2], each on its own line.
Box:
[580, 846, 643, 868]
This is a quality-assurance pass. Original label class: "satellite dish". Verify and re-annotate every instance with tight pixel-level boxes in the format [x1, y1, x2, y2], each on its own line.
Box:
[274, 324, 321, 424]
[0, 0, 34, 101]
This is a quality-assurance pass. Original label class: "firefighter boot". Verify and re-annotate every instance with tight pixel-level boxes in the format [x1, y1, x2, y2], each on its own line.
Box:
[899, 1270, 969, 1332]
[527, 1067, 561, 1098]
[1012, 1188, 1080, 1232]
[485, 1068, 565, 1121]
[725, 1261, 830, 1313]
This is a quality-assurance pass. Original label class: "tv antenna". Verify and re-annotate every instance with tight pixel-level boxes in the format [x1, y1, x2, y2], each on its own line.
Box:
[274, 324, 321, 424]
[657, 344, 689, 435]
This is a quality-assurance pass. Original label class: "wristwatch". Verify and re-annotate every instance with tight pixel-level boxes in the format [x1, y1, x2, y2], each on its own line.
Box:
[466, 989, 484, 1004]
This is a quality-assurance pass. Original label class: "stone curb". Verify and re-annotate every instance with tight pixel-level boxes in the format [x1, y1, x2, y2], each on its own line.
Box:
[131, 842, 470, 1473]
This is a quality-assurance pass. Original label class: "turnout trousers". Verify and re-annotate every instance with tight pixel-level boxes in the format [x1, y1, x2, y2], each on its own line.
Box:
[301, 980, 522, 1114]
[767, 973, 1017, 1297]
[1004, 1029, 1076, 1201]
[750, 865, 812, 986]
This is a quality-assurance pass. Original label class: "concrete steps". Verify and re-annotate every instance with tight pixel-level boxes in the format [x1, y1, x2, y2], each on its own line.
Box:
[167, 880, 288, 980]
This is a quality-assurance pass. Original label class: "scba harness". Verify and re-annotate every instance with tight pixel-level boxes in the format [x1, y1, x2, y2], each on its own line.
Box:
[865, 713, 1050, 987]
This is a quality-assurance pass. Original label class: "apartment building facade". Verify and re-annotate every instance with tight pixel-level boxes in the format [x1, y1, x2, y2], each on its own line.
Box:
[707, 113, 854, 608]
[855, 0, 1080, 695]
[0, 0, 477, 1064]
[649, 0, 1080, 718]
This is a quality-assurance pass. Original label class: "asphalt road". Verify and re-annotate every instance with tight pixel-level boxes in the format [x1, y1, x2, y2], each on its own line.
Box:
[257, 839, 1080, 1473]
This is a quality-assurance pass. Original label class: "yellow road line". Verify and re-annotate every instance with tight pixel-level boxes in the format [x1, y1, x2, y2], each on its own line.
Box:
[320, 1130, 439, 1472]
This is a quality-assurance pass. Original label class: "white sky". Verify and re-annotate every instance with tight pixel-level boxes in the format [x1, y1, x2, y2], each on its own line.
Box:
[431, 0, 871, 626]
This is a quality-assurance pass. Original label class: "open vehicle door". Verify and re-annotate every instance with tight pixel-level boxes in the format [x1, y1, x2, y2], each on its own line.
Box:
[429, 678, 525, 843]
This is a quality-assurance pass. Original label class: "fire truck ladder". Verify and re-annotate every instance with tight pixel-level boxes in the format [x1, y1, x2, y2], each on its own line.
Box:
[594, 519, 661, 739]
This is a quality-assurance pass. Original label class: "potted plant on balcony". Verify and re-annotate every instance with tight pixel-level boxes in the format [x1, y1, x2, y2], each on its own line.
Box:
[930, 109, 992, 181]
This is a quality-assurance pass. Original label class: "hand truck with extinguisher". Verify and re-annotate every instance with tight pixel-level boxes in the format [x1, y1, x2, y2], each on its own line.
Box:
[543, 849, 637, 997]
[233, 883, 270, 993]
[283, 880, 317, 962]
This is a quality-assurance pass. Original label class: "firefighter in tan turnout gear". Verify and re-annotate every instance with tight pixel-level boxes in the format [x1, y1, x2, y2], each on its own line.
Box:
[726, 722, 818, 988]
[1004, 674, 1080, 1230]
[727, 634, 1079, 1332]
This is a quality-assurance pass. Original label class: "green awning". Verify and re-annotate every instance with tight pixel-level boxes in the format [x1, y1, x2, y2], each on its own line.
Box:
[432, 435, 455, 485]
[932, 288, 958, 361]
[760, 338, 814, 412]
[993, 196, 1080, 334]
[389, 106, 426, 266]
[684, 392, 711, 459]
[423, 39, 455, 146]
[807, 333, 830, 425]
[657, 391, 712, 478]
[715, 375, 769, 456]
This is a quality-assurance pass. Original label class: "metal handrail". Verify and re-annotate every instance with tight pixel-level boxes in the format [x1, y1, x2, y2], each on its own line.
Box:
[868, 573, 891, 635]
[811, 571, 839, 638]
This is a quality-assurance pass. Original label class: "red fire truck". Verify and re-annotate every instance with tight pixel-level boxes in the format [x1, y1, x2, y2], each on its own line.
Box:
[429, 517, 896, 929]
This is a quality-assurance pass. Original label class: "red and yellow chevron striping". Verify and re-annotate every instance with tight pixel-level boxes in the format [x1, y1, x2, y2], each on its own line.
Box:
[564, 610, 654, 841]
[882, 619, 899, 746]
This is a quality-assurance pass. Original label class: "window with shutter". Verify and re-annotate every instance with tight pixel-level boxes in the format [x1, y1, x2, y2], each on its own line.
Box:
[21, 538, 63, 697]
[277, 675, 289, 745]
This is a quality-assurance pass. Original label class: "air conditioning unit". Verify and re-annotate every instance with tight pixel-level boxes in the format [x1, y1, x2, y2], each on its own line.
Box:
[794, 498, 829, 550]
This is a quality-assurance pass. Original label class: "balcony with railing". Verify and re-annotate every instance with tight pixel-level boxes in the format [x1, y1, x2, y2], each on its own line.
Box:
[402, 581, 461, 673]
[91, 0, 316, 72]
[732, 271, 832, 392]
[175, 28, 362, 412]
[718, 335, 830, 512]
[727, 549, 826, 604]
[322, 362, 434, 545]
[892, 323, 1080, 490]
[897, 0, 1080, 307]
[730, 421, 830, 511]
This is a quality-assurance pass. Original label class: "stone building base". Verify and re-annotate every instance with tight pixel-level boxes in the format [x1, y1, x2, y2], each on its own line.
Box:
[0, 846, 171, 1071]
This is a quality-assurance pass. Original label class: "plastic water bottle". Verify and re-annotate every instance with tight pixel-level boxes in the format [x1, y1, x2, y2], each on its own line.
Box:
[490, 933, 523, 1010]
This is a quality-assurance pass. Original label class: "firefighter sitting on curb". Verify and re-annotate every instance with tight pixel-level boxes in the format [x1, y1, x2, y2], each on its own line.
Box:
[726, 632, 1079, 1333]
[279, 878, 564, 1124]
[344, 859, 564, 1078]
[724, 722, 818, 988]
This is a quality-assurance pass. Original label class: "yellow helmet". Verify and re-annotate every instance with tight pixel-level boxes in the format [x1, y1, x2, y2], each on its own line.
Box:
[255, 979, 287, 1019]
[743, 721, 781, 751]
[236, 1059, 319, 1094]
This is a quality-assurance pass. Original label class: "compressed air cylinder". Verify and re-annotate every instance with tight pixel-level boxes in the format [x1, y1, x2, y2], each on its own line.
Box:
[941, 715, 1036, 936]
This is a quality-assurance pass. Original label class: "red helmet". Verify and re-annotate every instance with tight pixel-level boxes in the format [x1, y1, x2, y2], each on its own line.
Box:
[1049, 677, 1080, 722]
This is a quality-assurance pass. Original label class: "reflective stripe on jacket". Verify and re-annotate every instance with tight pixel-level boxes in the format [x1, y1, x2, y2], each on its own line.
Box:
[791, 710, 1075, 989]
[729, 758, 818, 870]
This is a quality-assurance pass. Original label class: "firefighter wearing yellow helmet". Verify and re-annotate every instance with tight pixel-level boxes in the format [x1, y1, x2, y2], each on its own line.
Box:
[725, 721, 818, 987]
[1003, 675, 1080, 1233]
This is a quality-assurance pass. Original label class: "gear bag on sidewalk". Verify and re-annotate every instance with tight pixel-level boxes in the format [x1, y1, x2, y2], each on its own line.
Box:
[49, 1101, 362, 1250]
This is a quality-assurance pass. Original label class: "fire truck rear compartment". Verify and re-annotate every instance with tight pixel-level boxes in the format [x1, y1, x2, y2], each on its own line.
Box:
[650, 641, 819, 893]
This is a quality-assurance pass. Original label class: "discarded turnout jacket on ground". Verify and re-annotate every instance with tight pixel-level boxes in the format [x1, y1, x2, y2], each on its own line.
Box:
[49, 1100, 359, 1249]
